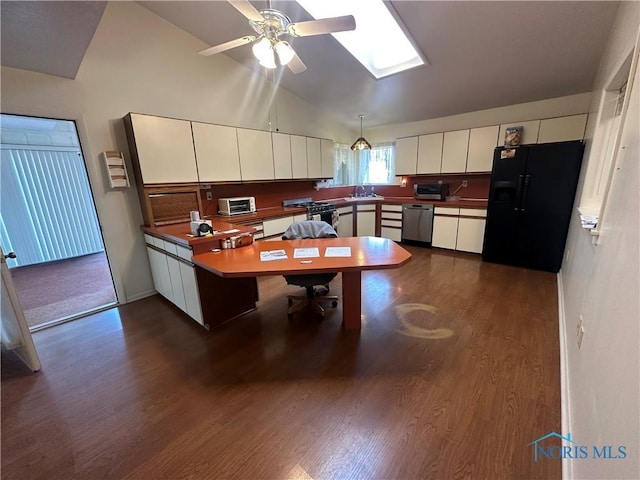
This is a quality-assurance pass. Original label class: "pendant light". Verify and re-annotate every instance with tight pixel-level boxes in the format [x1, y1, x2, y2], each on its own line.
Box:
[351, 114, 372, 151]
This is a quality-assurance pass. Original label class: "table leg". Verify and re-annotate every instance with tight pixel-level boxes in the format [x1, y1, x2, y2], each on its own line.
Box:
[342, 270, 362, 330]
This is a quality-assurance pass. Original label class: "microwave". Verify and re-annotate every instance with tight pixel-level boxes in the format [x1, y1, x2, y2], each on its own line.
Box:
[414, 183, 450, 200]
[218, 196, 256, 216]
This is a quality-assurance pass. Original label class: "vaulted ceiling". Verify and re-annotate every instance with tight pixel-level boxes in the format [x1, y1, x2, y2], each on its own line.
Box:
[1, 1, 619, 128]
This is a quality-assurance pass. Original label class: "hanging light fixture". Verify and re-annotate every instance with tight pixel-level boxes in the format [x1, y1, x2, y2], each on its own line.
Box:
[351, 114, 372, 151]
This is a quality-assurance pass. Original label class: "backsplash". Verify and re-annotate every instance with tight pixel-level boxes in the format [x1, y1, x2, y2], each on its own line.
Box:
[201, 175, 490, 215]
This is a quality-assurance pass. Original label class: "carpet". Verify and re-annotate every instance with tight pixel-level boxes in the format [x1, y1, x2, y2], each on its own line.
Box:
[10, 253, 117, 328]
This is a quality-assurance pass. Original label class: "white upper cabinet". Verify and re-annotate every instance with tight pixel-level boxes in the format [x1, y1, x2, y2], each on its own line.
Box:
[306, 137, 322, 178]
[291, 135, 308, 179]
[395, 136, 418, 175]
[321, 139, 334, 179]
[466, 125, 499, 173]
[441, 129, 470, 174]
[192, 122, 241, 182]
[417, 133, 443, 174]
[498, 120, 541, 146]
[272, 132, 293, 180]
[237, 128, 274, 181]
[129, 114, 198, 184]
[537, 114, 588, 143]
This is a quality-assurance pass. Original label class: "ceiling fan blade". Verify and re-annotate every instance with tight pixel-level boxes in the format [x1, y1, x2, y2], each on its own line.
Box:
[198, 36, 256, 56]
[228, 0, 264, 22]
[287, 52, 307, 74]
[287, 15, 356, 37]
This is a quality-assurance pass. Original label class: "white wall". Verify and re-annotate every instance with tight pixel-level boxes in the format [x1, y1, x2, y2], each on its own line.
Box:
[0, 2, 349, 303]
[365, 93, 591, 143]
[560, 2, 639, 479]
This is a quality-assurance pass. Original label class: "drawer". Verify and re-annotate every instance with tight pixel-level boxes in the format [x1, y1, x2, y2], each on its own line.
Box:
[144, 233, 155, 245]
[176, 244, 193, 262]
[151, 236, 164, 248]
[356, 205, 376, 213]
[162, 240, 178, 256]
[434, 207, 460, 215]
[263, 215, 294, 237]
[293, 213, 308, 223]
[459, 208, 487, 218]
[381, 226, 401, 242]
[381, 218, 402, 228]
[381, 204, 403, 212]
[337, 206, 353, 215]
[381, 211, 402, 221]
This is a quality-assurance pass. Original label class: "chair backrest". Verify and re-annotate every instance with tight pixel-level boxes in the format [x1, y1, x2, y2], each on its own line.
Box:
[282, 220, 337, 240]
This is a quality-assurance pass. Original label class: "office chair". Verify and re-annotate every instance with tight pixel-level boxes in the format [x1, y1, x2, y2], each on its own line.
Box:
[282, 220, 339, 318]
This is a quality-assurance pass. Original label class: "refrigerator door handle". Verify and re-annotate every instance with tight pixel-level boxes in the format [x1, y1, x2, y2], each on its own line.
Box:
[514, 174, 525, 211]
[520, 175, 531, 212]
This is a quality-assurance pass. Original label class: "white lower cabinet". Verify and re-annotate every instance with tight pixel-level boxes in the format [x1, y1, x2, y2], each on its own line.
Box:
[432, 215, 459, 249]
[146, 246, 173, 301]
[381, 226, 401, 242]
[262, 215, 295, 239]
[166, 255, 186, 312]
[431, 207, 487, 253]
[380, 204, 402, 241]
[179, 261, 204, 326]
[357, 207, 376, 237]
[456, 217, 486, 253]
[455, 208, 487, 253]
[146, 239, 204, 326]
[337, 207, 353, 237]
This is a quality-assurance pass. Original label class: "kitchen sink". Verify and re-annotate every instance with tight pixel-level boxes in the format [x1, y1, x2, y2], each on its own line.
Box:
[342, 196, 384, 202]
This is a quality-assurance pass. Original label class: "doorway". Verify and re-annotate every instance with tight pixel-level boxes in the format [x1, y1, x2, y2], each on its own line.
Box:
[0, 114, 117, 330]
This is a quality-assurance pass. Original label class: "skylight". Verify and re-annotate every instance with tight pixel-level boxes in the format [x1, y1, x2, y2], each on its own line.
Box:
[296, 0, 425, 79]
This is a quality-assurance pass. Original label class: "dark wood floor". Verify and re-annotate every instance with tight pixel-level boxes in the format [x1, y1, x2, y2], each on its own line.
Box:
[1, 246, 561, 480]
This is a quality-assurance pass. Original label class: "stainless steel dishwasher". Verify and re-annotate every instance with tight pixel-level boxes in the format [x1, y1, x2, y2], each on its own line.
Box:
[402, 204, 434, 245]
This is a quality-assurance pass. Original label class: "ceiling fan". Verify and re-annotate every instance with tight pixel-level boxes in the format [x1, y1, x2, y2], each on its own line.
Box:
[198, 0, 356, 74]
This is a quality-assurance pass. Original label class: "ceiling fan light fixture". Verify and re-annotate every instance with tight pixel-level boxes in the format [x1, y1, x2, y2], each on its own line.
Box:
[351, 114, 371, 151]
[274, 40, 295, 66]
[252, 37, 277, 68]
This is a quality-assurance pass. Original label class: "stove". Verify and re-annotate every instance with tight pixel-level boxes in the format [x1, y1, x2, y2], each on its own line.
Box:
[282, 197, 337, 214]
[282, 197, 338, 228]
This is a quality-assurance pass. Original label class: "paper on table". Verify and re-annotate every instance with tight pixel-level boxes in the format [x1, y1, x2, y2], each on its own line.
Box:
[260, 250, 288, 261]
[294, 247, 320, 258]
[324, 247, 352, 257]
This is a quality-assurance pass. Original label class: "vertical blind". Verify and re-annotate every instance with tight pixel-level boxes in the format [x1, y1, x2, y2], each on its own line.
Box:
[1, 146, 104, 267]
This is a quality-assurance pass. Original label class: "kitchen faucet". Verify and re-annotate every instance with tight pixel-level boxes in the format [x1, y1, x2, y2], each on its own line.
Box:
[355, 185, 365, 197]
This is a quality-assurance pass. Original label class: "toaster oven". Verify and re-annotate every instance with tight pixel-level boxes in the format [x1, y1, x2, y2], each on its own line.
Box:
[414, 183, 450, 200]
[218, 197, 256, 216]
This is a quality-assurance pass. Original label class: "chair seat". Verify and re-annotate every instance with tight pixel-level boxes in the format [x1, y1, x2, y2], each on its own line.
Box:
[281, 220, 340, 320]
[284, 272, 337, 287]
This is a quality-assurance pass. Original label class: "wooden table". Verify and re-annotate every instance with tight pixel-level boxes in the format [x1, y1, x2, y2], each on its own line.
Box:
[192, 236, 412, 329]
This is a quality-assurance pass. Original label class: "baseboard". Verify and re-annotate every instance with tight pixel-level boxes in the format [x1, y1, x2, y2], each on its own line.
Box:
[125, 289, 157, 303]
[557, 271, 572, 480]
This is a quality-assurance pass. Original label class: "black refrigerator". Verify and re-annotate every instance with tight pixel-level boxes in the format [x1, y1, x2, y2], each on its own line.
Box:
[482, 140, 584, 273]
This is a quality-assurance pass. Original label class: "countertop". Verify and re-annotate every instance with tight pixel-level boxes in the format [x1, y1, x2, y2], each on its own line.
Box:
[330, 196, 488, 209]
[142, 218, 255, 253]
[143, 196, 488, 250]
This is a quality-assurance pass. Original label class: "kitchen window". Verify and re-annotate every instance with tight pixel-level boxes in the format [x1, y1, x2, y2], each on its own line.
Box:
[331, 142, 396, 186]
